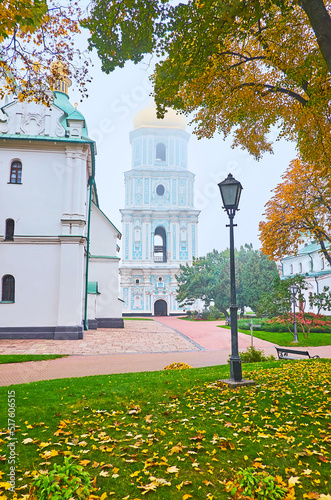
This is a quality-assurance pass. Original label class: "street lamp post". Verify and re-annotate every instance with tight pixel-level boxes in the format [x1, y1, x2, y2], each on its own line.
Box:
[218, 173, 243, 382]
[290, 284, 299, 343]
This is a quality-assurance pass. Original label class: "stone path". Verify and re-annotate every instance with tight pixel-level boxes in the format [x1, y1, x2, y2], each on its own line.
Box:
[0, 320, 200, 355]
[0, 318, 329, 387]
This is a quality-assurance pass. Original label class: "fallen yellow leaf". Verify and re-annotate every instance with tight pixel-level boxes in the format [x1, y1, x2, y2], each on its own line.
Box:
[288, 476, 300, 487]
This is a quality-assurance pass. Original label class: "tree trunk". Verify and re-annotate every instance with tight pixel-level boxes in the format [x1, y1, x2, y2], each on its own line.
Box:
[299, 0, 331, 74]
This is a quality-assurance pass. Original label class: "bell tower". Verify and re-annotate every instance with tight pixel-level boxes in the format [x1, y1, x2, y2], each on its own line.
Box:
[120, 105, 200, 316]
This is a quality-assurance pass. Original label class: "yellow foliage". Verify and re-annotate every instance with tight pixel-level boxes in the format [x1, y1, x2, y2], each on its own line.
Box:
[164, 362, 193, 370]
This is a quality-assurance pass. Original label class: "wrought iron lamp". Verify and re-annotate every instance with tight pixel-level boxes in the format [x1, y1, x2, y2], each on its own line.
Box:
[218, 174, 243, 382]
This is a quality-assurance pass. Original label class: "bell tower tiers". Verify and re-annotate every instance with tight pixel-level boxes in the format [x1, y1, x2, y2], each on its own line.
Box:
[120, 105, 200, 316]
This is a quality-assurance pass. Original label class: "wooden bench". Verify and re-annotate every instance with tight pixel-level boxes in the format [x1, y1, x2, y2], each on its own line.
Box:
[276, 347, 320, 360]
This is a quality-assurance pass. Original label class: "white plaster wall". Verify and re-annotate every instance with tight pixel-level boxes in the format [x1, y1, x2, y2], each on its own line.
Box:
[0, 144, 88, 237]
[89, 258, 122, 318]
[89, 203, 118, 256]
[0, 241, 86, 327]
[57, 241, 86, 326]
[0, 243, 60, 326]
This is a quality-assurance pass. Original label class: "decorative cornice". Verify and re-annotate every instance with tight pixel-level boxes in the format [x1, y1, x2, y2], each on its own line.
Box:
[1, 235, 86, 244]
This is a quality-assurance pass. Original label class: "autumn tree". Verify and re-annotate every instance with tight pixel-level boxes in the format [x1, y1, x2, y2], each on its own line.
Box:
[84, 0, 331, 171]
[176, 246, 278, 316]
[0, 0, 89, 104]
[259, 158, 331, 265]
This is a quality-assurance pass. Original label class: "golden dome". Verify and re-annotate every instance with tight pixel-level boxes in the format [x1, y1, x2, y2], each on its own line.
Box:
[50, 60, 71, 95]
[134, 104, 186, 130]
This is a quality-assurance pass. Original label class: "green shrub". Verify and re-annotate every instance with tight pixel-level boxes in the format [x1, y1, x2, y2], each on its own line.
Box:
[224, 467, 289, 500]
[209, 306, 224, 320]
[29, 457, 94, 500]
[238, 346, 276, 363]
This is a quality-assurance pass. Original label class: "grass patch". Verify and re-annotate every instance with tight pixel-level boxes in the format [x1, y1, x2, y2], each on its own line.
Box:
[220, 325, 331, 347]
[0, 354, 67, 365]
[0, 360, 330, 499]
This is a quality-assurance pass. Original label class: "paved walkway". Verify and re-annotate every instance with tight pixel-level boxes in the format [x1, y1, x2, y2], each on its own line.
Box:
[0, 318, 329, 387]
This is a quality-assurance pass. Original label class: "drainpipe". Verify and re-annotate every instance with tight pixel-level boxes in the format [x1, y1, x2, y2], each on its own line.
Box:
[84, 175, 94, 330]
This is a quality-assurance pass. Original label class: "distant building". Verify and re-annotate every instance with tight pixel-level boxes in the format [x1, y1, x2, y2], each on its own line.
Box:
[281, 241, 331, 315]
[0, 64, 123, 339]
[120, 105, 200, 316]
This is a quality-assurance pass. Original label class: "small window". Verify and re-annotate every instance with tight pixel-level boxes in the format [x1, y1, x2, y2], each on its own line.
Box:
[159, 277, 162, 282]
[290, 264, 293, 274]
[2, 275, 15, 302]
[321, 258, 325, 270]
[10, 161, 22, 184]
[5, 219, 14, 241]
[156, 184, 165, 196]
[299, 263, 302, 273]
[136, 279, 140, 284]
[156, 142, 166, 162]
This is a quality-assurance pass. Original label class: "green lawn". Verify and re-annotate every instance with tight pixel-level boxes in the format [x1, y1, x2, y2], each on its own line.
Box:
[0, 354, 67, 365]
[0, 360, 330, 499]
[220, 325, 331, 347]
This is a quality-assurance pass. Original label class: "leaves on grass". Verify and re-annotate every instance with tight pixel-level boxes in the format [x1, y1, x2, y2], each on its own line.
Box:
[0, 360, 330, 499]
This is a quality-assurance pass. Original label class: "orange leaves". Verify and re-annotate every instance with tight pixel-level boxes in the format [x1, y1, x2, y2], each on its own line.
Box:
[0, 0, 89, 105]
[259, 158, 331, 263]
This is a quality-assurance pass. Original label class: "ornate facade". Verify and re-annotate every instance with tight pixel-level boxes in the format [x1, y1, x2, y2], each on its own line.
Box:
[120, 105, 200, 316]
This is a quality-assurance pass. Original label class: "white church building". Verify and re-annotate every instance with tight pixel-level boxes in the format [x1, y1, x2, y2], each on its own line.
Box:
[120, 105, 200, 316]
[281, 240, 331, 315]
[0, 67, 123, 339]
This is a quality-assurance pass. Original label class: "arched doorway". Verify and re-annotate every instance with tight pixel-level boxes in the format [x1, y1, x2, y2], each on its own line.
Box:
[154, 299, 167, 316]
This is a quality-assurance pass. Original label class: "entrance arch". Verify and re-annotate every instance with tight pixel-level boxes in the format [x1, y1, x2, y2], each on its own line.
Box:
[154, 299, 167, 316]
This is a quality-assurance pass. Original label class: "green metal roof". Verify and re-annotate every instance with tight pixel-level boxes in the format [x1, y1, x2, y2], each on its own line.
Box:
[87, 281, 100, 294]
[297, 243, 321, 254]
[66, 109, 85, 121]
[0, 134, 89, 143]
[282, 242, 329, 260]
[53, 91, 89, 137]
[304, 270, 331, 278]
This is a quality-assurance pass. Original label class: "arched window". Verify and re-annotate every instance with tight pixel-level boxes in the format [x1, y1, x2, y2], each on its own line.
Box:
[156, 143, 166, 162]
[153, 226, 167, 262]
[2, 275, 15, 302]
[321, 258, 325, 270]
[299, 262, 302, 273]
[135, 279, 140, 284]
[10, 161, 22, 184]
[5, 219, 14, 241]
[290, 264, 293, 274]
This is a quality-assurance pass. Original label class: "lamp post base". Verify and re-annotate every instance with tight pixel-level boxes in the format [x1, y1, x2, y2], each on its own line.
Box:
[219, 378, 256, 388]
[229, 356, 242, 382]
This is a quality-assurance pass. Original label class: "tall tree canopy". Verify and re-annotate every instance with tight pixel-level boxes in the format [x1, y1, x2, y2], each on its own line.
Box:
[176, 245, 278, 316]
[259, 158, 331, 265]
[85, 0, 331, 170]
[0, 0, 89, 104]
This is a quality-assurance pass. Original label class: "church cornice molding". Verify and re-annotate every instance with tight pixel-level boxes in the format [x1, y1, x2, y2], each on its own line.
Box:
[0, 139, 88, 155]
[1, 235, 86, 244]
[124, 169, 195, 178]
[120, 209, 200, 217]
